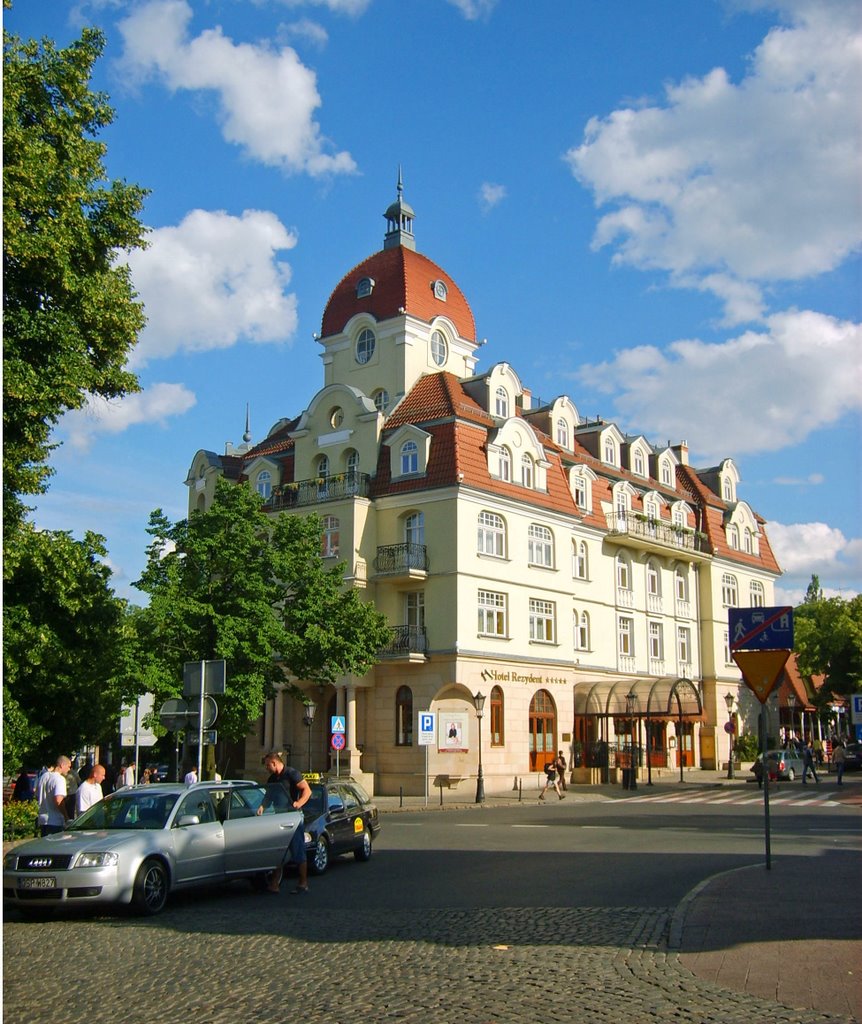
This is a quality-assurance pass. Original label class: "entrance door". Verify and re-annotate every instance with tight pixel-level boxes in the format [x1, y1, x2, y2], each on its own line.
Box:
[677, 722, 695, 767]
[529, 690, 557, 771]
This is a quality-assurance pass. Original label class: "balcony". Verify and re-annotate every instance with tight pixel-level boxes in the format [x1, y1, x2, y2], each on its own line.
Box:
[379, 624, 428, 661]
[374, 542, 429, 579]
[606, 511, 708, 558]
[268, 472, 371, 510]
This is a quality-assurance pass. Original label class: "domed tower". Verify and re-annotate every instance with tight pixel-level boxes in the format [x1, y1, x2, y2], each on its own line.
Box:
[317, 175, 480, 415]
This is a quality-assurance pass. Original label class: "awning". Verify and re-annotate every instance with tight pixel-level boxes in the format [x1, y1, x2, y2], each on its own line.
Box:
[574, 676, 703, 720]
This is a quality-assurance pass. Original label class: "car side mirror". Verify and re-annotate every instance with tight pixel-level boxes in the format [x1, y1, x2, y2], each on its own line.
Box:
[176, 814, 200, 827]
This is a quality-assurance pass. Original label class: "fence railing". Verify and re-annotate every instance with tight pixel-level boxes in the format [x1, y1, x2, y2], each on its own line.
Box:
[268, 472, 371, 509]
[374, 542, 429, 574]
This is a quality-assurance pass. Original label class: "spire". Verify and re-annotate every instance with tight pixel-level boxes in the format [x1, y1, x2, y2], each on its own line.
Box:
[383, 166, 416, 251]
[243, 403, 252, 443]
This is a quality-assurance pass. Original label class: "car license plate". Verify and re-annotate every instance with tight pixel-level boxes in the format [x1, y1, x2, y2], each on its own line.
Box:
[19, 876, 56, 890]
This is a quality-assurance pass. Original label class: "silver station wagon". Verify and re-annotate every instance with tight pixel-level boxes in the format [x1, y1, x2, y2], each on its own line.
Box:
[3, 781, 302, 916]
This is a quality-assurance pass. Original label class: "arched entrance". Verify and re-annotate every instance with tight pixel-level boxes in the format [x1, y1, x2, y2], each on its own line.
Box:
[528, 689, 557, 771]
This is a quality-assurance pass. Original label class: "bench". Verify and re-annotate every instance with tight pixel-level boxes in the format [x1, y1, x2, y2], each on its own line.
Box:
[433, 774, 465, 789]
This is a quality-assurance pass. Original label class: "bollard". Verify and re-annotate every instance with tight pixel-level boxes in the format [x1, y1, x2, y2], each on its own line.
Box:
[399, 786, 403, 808]
[518, 778, 522, 802]
[512, 775, 519, 791]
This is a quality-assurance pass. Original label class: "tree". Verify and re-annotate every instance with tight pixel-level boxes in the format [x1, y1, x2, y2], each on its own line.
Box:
[3, 524, 137, 767]
[3, 25, 147, 533]
[133, 478, 391, 741]
[794, 575, 862, 702]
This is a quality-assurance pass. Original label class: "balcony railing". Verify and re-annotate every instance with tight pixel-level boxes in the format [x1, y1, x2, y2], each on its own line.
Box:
[268, 472, 371, 510]
[379, 624, 427, 658]
[606, 511, 706, 553]
[374, 542, 429, 575]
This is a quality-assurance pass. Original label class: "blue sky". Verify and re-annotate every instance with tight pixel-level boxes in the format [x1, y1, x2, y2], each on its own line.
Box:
[8, 0, 861, 606]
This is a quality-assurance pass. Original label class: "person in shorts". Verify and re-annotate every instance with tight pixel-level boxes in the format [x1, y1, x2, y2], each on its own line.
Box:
[257, 750, 312, 894]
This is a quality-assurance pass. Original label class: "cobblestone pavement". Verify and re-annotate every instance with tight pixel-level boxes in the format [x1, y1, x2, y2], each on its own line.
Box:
[3, 892, 855, 1024]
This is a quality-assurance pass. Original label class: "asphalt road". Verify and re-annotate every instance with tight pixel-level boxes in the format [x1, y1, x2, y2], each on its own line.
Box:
[4, 785, 858, 1024]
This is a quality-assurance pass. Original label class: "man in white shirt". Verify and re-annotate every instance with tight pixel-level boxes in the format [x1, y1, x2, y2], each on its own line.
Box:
[122, 762, 137, 787]
[184, 767, 198, 785]
[36, 756, 72, 835]
[75, 764, 106, 815]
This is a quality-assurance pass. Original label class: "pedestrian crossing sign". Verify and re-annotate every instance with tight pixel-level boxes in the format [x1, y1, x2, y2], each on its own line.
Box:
[331, 716, 346, 734]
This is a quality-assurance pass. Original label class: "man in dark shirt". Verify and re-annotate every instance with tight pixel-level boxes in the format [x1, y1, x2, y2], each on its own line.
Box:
[257, 750, 312, 894]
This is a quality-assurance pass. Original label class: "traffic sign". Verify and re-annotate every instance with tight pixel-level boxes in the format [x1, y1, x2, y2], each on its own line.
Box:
[183, 659, 226, 695]
[331, 733, 346, 751]
[850, 694, 862, 723]
[729, 607, 793, 651]
[331, 716, 346, 734]
[159, 698, 189, 732]
[732, 649, 791, 704]
[418, 711, 436, 746]
[187, 695, 219, 731]
[186, 729, 218, 746]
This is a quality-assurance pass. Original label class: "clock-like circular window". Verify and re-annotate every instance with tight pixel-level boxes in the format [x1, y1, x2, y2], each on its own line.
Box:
[431, 330, 447, 367]
[330, 407, 344, 429]
[356, 328, 376, 364]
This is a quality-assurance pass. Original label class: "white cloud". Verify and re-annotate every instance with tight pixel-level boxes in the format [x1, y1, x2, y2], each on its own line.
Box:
[125, 209, 299, 367]
[275, 0, 370, 13]
[447, 0, 499, 19]
[478, 182, 507, 213]
[116, 0, 356, 176]
[573, 309, 862, 460]
[63, 383, 197, 451]
[768, 521, 862, 601]
[278, 19, 330, 48]
[773, 472, 824, 486]
[565, 0, 862, 323]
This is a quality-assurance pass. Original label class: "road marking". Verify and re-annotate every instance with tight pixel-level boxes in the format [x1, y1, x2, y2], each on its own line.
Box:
[454, 823, 488, 828]
[511, 824, 550, 829]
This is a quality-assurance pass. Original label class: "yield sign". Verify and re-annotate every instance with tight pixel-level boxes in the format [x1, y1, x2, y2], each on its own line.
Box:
[732, 649, 791, 704]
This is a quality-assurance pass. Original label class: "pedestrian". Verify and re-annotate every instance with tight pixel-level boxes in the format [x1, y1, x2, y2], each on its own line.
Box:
[802, 741, 820, 784]
[141, 768, 152, 784]
[554, 750, 568, 791]
[813, 737, 824, 766]
[36, 755, 72, 835]
[12, 770, 35, 802]
[123, 761, 137, 787]
[256, 750, 312, 895]
[539, 760, 564, 801]
[831, 742, 845, 785]
[75, 764, 106, 815]
[766, 752, 780, 789]
[184, 766, 198, 785]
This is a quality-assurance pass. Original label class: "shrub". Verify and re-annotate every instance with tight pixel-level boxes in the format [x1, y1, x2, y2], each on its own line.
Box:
[734, 732, 759, 761]
[2, 800, 38, 841]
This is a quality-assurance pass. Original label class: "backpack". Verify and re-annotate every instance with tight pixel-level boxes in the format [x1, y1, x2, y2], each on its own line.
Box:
[544, 763, 556, 780]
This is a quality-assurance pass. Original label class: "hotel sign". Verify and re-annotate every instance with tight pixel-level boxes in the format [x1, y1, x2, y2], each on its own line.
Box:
[480, 668, 569, 686]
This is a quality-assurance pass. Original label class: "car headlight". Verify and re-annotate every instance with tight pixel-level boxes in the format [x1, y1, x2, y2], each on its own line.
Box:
[75, 851, 119, 868]
[304, 831, 313, 843]
[3, 852, 18, 869]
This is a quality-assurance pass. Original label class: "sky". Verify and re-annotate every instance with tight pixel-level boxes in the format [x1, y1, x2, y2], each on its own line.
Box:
[7, 0, 861, 608]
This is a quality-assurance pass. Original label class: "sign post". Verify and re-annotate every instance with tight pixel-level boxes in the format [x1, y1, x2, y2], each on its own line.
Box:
[331, 716, 346, 777]
[418, 712, 436, 805]
[729, 607, 793, 871]
[183, 660, 225, 780]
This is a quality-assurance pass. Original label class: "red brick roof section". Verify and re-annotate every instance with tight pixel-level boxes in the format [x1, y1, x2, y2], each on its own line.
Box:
[386, 372, 493, 431]
[320, 246, 477, 342]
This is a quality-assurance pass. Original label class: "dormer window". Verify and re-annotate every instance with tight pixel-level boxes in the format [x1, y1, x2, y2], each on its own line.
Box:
[603, 438, 617, 465]
[356, 277, 375, 298]
[572, 476, 587, 509]
[521, 454, 534, 489]
[556, 419, 569, 449]
[728, 524, 739, 549]
[431, 330, 447, 367]
[356, 328, 376, 364]
[401, 440, 418, 475]
[744, 528, 753, 554]
[633, 450, 645, 476]
[432, 279, 448, 301]
[495, 387, 509, 418]
[499, 447, 511, 481]
[661, 461, 672, 486]
[723, 478, 734, 501]
[256, 470, 271, 500]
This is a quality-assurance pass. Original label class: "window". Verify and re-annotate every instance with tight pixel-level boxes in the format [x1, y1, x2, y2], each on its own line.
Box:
[677, 627, 691, 665]
[317, 455, 329, 481]
[373, 389, 390, 413]
[406, 590, 425, 629]
[646, 561, 660, 596]
[648, 621, 663, 659]
[477, 511, 506, 557]
[495, 387, 509, 417]
[356, 276, 374, 298]
[723, 629, 733, 665]
[256, 470, 271, 500]
[615, 491, 629, 526]
[744, 528, 753, 554]
[616, 554, 631, 590]
[356, 328, 376, 364]
[321, 515, 339, 558]
[574, 610, 590, 651]
[644, 499, 659, 523]
[750, 581, 765, 607]
[346, 449, 360, 478]
[604, 439, 616, 465]
[490, 686, 504, 746]
[400, 440, 418, 475]
[722, 573, 738, 607]
[478, 590, 507, 637]
[405, 512, 425, 546]
[633, 450, 645, 476]
[661, 461, 672, 486]
[728, 524, 739, 549]
[675, 570, 687, 602]
[528, 524, 553, 568]
[329, 407, 344, 429]
[521, 454, 534, 489]
[431, 330, 447, 366]
[498, 447, 511, 481]
[529, 598, 556, 643]
[672, 505, 686, 529]
[395, 686, 413, 746]
[723, 478, 733, 501]
[556, 419, 569, 448]
[573, 540, 588, 580]
[432, 279, 448, 301]
[572, 476, 587, 509]
[618, 617, 634, 656]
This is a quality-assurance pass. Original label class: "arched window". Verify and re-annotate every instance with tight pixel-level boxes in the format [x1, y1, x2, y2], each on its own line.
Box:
[528, 524, 553, 568]
[646, 560, 660, 596]
[346, 449, 360, 478]
[616, 553, 631, 591]
[490, 685, 504, 746]
[574, 610, 590, 651]
[675, 570, 688, 602]
[321, 515, 339, 558]
[604, 439, 616, 465]
[661, 461, 672, 486]
[477, 511, 506, 557]
[431, 330, 447, 366]
[356, 327, 376, 364]
[750, 581, 765, 607]
[317, 455, 329, 480]
[573, 540, 588, 580]
[373, 389, 390, 413]
[728, 524, 739, 549]
[633, 450, 645, 476]
[401, 440, 418, 475]
[722, 573, 738, 607]
[521, 454, 534, 489]
[256, 470, 271, 500]
[556, 419, 569, 448]
[528, 689, 556, 772]
[395, 686, 413, 746]
[615, 489, 630, 527]
[498, 446, 511, 481]
[723, 477, 734, 501]
[572, 475, 587, 509]
[744, 528, 753, 553]
[495, 387, 509, 418]
[405, 511, 425, 546]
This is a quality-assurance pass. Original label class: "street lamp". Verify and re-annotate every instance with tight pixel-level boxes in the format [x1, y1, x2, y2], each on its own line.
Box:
[787, 693, 797, 745]
[724, 691, 735, 779]
[302, 701, 317, 773]
[626, 690, 638, 791]
[473, 691, 486, 804]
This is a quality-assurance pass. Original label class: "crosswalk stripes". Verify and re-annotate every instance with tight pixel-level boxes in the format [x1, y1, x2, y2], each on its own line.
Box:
[602, 788, 841, 808]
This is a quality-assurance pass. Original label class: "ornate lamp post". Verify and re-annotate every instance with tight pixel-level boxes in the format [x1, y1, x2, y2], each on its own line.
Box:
[787, 693, 797, 745]
[302, 701, 317, 773]
[724, 691, 736, 779]
[473, 692, 486, 803]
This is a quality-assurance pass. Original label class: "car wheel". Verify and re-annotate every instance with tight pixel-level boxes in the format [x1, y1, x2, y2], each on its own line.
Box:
[132, 858, 168, 915]
[354, 829, 372, 862]
[787, 768, 795, 781]
[309, 835, 329, 875]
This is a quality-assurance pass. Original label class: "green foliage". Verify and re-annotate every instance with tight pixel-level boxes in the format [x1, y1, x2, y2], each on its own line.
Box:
[3, 25, 147, 533]
[2, 801, 39, 841]
[3, 524, 137, 763]
[794, 577, 862, 701]
[733, 732, 759, 761]
[133, 478, 390, 741]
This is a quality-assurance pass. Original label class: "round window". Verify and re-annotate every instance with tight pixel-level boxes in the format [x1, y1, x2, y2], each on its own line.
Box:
[330, 407, 344, 429]
[356, 328, 376, 364]
[431, 330, 447, 367]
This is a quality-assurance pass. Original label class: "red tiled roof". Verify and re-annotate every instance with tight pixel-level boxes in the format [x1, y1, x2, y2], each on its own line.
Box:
[385, 372, 493, 430]
[320, 246, 477, 342]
